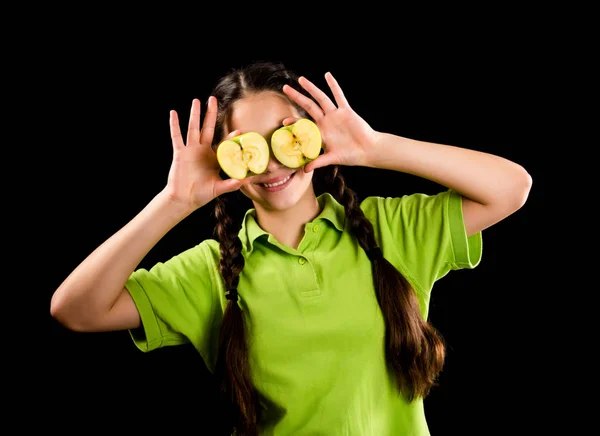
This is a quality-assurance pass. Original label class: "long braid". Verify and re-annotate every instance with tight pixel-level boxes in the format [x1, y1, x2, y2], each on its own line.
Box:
[213, 194, 257, 435]
[325, 165, 446, 401]
[208, 61, 317, 435]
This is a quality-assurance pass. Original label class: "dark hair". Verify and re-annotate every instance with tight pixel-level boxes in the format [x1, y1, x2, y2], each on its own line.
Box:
[210, 61, 445, 435]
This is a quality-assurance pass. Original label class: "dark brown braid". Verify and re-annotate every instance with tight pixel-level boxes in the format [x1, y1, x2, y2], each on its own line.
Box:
[209, 60, 319, 436]
[324, 164, 446, 401]
[213, 195, 257, 435]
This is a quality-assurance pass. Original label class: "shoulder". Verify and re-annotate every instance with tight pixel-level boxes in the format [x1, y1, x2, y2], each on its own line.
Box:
[148, 238, 222, 277]
[190, 239, 223, 273]
[360, 190, 460, 225]
[360, 189, 459, 210]
[198, 238, 220, 257]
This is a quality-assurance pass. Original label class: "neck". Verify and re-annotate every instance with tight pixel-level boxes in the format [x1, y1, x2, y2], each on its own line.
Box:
[254, 188, 321, 250]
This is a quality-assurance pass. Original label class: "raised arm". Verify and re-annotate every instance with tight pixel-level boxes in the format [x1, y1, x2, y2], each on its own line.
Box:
[50, 98, 247, 332]
[365, 134, 532, 237]
[282, 73, 532, 236]
[50, 192, 192, 331]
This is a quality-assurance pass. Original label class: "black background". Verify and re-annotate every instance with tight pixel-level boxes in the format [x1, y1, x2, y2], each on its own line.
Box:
[28, 13, 553, 436]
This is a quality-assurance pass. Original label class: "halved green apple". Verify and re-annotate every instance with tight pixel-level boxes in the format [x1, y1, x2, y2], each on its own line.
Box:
[216, 132, 270, 180]
[270, 118, 321, 168]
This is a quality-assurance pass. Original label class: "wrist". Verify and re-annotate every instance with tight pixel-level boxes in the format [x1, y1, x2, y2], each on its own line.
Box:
[154, 188, 196, 221]
[364, 131, 387, 169]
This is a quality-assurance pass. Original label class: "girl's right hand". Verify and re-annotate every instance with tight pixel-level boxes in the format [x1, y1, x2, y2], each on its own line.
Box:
[164, 97, 248, 211]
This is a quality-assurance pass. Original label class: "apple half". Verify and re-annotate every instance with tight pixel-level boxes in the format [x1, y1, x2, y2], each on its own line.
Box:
[216, 132, 270, 180]
[270, 118, 322, 168]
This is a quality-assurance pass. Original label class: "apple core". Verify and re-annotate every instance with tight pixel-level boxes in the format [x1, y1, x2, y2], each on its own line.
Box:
[216, 132, 270, 180]
[271, 118, 322, 169]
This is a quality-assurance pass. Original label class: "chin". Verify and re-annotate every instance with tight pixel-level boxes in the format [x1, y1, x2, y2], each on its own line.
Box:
[242, 168, 314, 212]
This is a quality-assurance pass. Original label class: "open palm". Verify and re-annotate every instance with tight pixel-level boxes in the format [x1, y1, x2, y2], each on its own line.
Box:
[282, 73, 379, 172]
[166, 97, 245, 210]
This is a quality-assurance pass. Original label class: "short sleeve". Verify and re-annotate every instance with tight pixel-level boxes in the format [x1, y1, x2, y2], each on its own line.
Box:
[125, 239, 225, 368]
[361, 189, 482, 296]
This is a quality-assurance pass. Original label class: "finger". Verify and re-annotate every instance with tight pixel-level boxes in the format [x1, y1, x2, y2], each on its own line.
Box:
[324, 72, 349, 108]
[282, 84, 324, 121]
[170, 110, 185, 151]
[304, 152, 339, 173]
[200, 96, 218, 146]
[214, 178, 246, 197]
[212, 129, 241, 152]
[186, 99, 202, 146]
[298, 76, 337, 113]
[224, 129, 241, 140]
[282, 117, 300, 126]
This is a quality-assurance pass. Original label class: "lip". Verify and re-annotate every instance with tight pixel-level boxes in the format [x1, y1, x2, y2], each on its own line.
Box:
[256, 171, 296, 185]
[258, 171, 296, 192]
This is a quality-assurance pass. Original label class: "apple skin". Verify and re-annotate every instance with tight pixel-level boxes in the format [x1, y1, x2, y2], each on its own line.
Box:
[216, 132, 270, 180]
[270, 118, 322, 169]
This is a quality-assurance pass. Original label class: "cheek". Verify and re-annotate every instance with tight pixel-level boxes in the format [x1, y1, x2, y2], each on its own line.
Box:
[298, 169, 315, 186]
[240, 185, 252, 198]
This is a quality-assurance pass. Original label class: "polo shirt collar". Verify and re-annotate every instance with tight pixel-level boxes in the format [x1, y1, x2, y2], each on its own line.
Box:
[317, 192, 346, 232]
[239, 192, 346, 252]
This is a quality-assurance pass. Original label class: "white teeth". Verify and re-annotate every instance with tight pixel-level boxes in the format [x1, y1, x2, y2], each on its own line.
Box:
[263, 174, 291, 188]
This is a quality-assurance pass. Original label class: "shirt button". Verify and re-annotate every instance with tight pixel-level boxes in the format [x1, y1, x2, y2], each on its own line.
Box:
[298, 257, 307, 265]
[312, 224, 319, 233]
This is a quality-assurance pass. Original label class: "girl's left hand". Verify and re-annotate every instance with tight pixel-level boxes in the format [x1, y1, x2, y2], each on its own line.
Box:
[282, 72, 379, 173]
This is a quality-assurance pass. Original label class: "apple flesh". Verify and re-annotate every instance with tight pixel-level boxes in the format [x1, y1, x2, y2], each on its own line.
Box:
[216, 132, 270, 180]
[270, 118, 321, 168]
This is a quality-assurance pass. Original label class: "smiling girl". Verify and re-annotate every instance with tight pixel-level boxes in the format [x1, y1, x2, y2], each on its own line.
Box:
[51, 61, 532, 435]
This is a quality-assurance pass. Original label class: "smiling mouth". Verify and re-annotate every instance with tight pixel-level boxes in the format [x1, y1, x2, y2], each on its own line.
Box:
[260, 172, 296, 191]
[263, 174, 292, 187]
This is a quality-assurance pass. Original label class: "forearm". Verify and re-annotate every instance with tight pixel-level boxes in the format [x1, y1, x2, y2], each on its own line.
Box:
[367, 132, 531, 207]
[51, 189, 193, 321]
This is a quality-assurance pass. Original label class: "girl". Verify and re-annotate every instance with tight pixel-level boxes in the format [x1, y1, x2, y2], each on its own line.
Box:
[50, 61, 532, 435]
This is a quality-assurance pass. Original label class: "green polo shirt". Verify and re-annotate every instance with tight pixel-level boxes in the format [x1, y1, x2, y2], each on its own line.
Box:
[125, 189, 482, 435]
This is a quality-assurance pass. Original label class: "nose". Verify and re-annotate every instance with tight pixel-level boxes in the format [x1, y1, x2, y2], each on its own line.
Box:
[265, 148, 283, 173]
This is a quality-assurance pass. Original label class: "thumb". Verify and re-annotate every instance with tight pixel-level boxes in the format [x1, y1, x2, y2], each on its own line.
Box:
[282, 117, 300, 126]
[214, 178, 245, 197]
[304, 153, 338, 173]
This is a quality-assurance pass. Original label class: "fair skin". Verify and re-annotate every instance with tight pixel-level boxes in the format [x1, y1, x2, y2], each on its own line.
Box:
[50, 72, 532, 334]
[225, 92, 321, 249]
